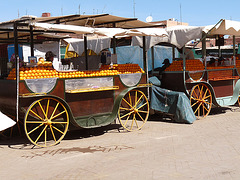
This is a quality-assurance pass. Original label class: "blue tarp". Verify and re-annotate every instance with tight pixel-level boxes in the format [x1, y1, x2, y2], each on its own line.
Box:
[149, 77, 196, 124]
[110, 45, 178, 71]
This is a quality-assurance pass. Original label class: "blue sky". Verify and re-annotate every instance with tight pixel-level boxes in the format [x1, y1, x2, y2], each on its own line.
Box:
[1, 0, 240, 26]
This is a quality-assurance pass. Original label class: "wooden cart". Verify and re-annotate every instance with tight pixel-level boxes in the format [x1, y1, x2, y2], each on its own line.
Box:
[0, 20, 153, 147]
[158, 21, 240, 118]
[0, 64, 150, 147]
[160, 58, 240, 118]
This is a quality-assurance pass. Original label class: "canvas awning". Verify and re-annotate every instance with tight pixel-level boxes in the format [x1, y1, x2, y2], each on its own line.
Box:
[132, 25, 204, 49]
[166, 25, 204, 48]
[203, 19, 240, 36]
[33, 22, 95, 34]
[64, 37, 111, 55]
[33, 14, 161, 29]
[32, 22, 168, 38]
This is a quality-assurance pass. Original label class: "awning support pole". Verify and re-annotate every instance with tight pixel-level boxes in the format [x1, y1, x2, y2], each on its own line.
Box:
[151, 46, 154, 76]
[233, 35, 236, 66]
[202, 32, 207, 69]
[112, 23, 117, 54]
[30, 25, 34, 56]
[84, 35, 88, 70]
[172, 46, 175, 60]
[14, 22, 19, 122]
[142, 36, 147, 72]
[113, 36, 117, 54]
[142, 36, 150, 100]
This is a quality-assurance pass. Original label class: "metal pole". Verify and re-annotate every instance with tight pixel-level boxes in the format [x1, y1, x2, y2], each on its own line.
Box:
[172, 46, 175, 60]
[183, 46, 186, 71]
[14, 22, 19, 122]
[112, 23, 117, 54]
[142, 36, 150, 100]
[151, 46, 154, 76]
[182, 45, 189, 95]
[84, 35, 88, 70]
[202, 32, 207, 69]
[30, 25, 34, 56]
[233, 35, 236, 66]
[218, 45, 221, 58]
[142, 36, 147, 72]
[113, 36, 117, 54]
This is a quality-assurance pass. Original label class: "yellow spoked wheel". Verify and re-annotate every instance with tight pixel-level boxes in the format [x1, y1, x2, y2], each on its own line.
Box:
[24, 98, 69, 147]
[118, 90, 149, 131]
[190, 84, 212, 118]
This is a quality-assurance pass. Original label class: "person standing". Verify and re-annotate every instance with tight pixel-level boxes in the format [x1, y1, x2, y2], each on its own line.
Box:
[45, 51, 56, 62]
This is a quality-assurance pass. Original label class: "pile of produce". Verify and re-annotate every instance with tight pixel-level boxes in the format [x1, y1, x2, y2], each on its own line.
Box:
[7, 63, 144, 80]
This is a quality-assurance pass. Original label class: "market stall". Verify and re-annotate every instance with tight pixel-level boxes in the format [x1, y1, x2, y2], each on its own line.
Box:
[0, 17, 168, 147]
[160, 19, 240, 117]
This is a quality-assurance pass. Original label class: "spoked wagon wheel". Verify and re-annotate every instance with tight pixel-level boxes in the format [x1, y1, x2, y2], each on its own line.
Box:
[24, 97, 69, 147]
[118, 90, 149, 131]
[190, 83, 212, 118]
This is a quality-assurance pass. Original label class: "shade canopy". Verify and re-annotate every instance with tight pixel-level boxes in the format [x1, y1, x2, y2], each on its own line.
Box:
[32, 14, 160, 29]
[32, 22, 168, 38]
[64, 37, 111, 55]
[132, 25, 204, 49]
[166, 25, 204, 48]
[203, 19, 240, 36]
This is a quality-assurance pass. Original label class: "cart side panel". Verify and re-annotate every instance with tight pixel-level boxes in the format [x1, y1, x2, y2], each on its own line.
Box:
[18, 79, 65, 120]
[65, 91, 114, 117]
[48, 79, 65, 99]
[161, 72, 185, 92]
[19, 79, 65, 99]
[114, 73, 147, 97]
[209, 80, 234, 98]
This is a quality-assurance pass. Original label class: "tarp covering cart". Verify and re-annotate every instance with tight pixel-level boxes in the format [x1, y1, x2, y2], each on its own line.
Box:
[149, 77, 196, 123]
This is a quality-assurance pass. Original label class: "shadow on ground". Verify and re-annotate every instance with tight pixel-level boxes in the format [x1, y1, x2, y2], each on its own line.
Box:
[0, 123, 123, 149]
[1, 106, 238, 149]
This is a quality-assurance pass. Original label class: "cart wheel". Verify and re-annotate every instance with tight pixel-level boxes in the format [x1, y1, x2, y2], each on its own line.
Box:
[24, 97, 69, 147]
[118, 90, 149, 131]
[190, 83, 212, 118]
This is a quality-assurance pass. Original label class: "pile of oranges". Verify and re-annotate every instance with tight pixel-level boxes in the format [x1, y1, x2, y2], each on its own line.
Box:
[165, 59, 204, 72]
[7, 64, 145, 80]
[207, 66, 234, 70]
[207, 64, 238, 81]
[7, 66, 58, 80]
[208, 69, 238, 81]
[100, 64, 145, 74]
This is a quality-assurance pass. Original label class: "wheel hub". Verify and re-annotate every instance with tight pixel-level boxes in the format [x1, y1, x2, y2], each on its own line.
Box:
[44, 119, 52, 125]
[131, 108, 138, 114]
